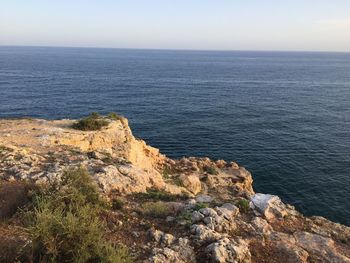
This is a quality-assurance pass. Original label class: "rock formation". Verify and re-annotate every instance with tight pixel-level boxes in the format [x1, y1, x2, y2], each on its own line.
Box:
[0, 117, 349, 262]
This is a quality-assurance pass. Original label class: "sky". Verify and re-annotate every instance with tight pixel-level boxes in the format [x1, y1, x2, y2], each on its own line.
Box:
[1, 0, 350, 52]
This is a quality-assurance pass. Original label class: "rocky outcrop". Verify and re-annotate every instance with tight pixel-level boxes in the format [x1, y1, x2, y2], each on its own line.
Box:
[0, 117, 349, 263]
[148, 229, 196, 263]
[250, 193, 289, 221]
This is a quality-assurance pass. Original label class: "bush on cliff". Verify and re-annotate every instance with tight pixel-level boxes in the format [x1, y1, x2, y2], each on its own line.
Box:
[107, 112, 124, 121]
[203, 165, 219, 175]
[26, 167, 132, 263]
[72, 112, 109, 131]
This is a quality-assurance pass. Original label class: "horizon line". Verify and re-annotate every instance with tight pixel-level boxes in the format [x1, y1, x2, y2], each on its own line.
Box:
[1, 44, 350, 54]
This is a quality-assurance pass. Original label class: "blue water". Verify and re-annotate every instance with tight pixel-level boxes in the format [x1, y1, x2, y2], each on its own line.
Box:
[1, 46, 350, 225]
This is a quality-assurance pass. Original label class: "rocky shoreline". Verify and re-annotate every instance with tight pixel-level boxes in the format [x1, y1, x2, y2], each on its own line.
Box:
[0, 117, 349, 262]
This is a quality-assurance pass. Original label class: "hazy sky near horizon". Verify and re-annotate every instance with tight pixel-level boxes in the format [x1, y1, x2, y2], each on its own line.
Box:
[1, 0, 350, 52]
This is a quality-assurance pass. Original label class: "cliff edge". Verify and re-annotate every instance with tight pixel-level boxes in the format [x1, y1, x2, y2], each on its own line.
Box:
[0, 117, 349, 263]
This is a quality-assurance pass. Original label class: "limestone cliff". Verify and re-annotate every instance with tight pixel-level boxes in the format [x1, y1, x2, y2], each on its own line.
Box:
[0, 117, 349, 263]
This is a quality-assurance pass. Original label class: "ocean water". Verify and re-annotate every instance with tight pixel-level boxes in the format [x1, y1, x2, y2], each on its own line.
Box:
[1, 46, 350, 225]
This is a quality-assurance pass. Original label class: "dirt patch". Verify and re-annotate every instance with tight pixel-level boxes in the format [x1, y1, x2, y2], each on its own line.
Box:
[0, 224, 31, 262]
[0, 181, 34, 219]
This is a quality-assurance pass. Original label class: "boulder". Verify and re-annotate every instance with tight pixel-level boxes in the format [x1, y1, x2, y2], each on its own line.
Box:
[190, 224, 222, 242]
[149, 229, 196, 263]
[250, 193, 287, 221]
[196, 195, 213, 203]
[206, 237, 251, 263]
[294, 231, 350, 262]
[94, 164, 165, 194]
[179, 174, 201, 195]
[251, 217, 273, 235]
[215, 203, 239, 220]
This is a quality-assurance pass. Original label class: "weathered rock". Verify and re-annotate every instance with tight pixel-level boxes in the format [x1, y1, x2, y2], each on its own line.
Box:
[191, 224, 222, 242]
[179, 174, 201, 195]
[250, 193, 287, 221]
[149, 229, 196, 263]
[94, 164, 165, 194]
[196, 195, 213, 203]
[251, 217, 273, 235]
[274, 240, 309, 263]
[206, 237, 251, 263]
[215, 203, 239, 220]
[294, 231, 350, 262]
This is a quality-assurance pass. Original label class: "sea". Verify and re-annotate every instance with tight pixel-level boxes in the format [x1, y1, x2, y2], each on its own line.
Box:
[0, 46, 349, 225]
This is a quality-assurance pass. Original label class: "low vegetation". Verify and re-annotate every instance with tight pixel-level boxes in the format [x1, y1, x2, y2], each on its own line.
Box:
[194, 202, 209, 211]
[112, 198, 125, 210]
[72, 112, 109, 131]
[25, 166, 132, 263]
[203, 165, 219, 175]
[72, 112, 124, 131]
[134, 187, 187, 202]
[107, 112, 124, 121]
[236, 198, 250, 213]
[142, 201, 172, 218]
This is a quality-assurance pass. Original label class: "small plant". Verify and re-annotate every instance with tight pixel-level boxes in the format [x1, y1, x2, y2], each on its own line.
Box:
[236, 199, 250, 213]
[142, 201, 171, 218]
[135, 188, 183, 202]
[203, 165, 219, 175]
[107, 112, 124, 121]
[56, 166, 104, 207]
[162, 167, 171, 179]
[25, 166, 132, 262]
[112, 198, 124, 210]
[194, 202, 209, 211]
[172, 177, 183, 187]
[72, 112, 109, 131]
[177, 210, 192, 225]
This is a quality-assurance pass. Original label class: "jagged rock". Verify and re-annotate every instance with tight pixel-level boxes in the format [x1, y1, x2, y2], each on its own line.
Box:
[205, 167, 254, 199]
[192, 205, 237, 233]
[94, 164, 165, 194]
[250, 193, 287, 221]
[294, 231, 350, 262]
[179, 174, 201, 194]
[196, 195, 213, 203]
[206, 237, 251, 263]
[251, 217, 273, 235]
[149, 229, 196, 263]
[192, 211, 205, 223]
[191, 224, 222, 242]
[274, 240, 309, 263]
[215, 203, 239, 220]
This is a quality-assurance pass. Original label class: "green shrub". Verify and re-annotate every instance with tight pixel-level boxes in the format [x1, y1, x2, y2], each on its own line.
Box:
[135, 188, 179, 202]
[54, 166, 105, 208]
[177, 210, 192, 225]
[26, 167, 132, 263]
[107, 112, 124, 121]
[203, 165, 219, 175]
[142, 201, 172, 218]
[72, 112, 109, 131]
[29, 199, 131, 263]
[236, 199, 250, 213]
[194, 202, 209, 211]
[112, 198, 124, 210]
[162, 167, 171, 179]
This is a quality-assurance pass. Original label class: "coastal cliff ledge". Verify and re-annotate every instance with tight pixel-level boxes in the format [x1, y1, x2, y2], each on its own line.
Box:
[0, 116, 349, 263]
